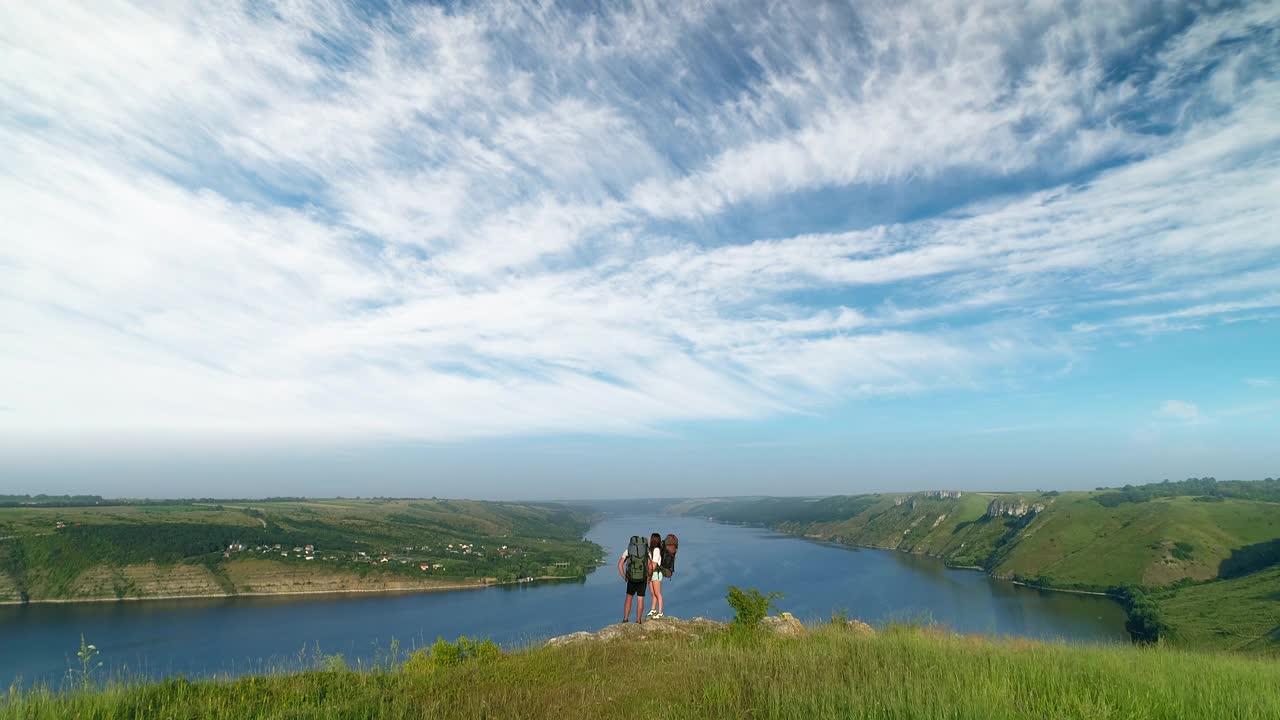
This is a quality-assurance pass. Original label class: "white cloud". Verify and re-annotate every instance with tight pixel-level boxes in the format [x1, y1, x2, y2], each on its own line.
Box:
[1157, 400, 1203, 423]
[1247, 378, 1277, 389]
[1, 1, 1278, 445]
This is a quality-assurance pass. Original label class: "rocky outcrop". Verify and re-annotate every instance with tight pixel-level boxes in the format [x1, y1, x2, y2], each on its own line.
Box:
[988, 499, 1038, 518]
[545, 616, 728, 647]
[760, 612, 806, 637]
[844, 619, 875, 635]
[900, 491, 963, 507]
[544, 613, 874, 647]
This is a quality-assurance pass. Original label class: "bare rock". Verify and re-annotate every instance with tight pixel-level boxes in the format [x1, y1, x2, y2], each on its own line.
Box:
[844, 619, 875, 635]
[544, 631, 593, 648]
[544, 616, 728, 647]
[760, 611, 806, 637]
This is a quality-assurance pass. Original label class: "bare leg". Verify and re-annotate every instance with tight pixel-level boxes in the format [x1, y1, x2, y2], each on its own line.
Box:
[622, 594, 633, 623]
[652, 580, 664, 615]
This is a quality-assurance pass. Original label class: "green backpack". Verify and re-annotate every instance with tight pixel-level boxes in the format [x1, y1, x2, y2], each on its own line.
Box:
[625, 535, 649, 582]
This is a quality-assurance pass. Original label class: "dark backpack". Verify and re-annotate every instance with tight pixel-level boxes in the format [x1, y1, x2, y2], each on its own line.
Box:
[625, 535, 648, 582]
[660, 534, 678, 577]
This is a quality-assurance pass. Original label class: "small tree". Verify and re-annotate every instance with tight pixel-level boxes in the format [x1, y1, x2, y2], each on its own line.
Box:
[726, 586, 783, 628]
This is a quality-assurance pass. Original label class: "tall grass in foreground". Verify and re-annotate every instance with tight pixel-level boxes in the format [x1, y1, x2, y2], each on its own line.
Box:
[6, 624, 1279, 719]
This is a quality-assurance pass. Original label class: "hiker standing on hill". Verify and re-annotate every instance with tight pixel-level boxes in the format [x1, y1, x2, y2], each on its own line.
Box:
[618, 534, 652, 623]
[645, 533, 665, 619]
[656, 533, 678, 616]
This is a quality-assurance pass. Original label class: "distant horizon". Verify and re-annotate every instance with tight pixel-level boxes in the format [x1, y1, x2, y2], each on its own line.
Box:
[3, 2, 1278, 497]
[6, 475, 1275, 505]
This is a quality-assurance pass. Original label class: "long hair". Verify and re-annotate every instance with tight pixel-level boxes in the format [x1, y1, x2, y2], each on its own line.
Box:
[649, 533, 662, 552]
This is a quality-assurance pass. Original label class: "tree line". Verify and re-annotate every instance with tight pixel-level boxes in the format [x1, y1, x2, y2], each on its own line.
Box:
[1093, 478, 1280, 507]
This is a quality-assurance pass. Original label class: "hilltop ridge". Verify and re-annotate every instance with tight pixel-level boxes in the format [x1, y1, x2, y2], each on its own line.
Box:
[681, 478, 1280, 653]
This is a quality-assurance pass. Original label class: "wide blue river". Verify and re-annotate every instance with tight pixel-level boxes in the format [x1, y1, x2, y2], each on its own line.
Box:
[0, 514, 1127, 686]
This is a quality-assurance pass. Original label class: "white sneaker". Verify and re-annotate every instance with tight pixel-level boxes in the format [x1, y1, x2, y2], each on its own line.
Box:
[654, 613, 664, 619]
[646, 608, 657, 617]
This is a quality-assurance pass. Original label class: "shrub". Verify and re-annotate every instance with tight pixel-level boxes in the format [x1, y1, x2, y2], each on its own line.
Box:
[404, 636, 501, 674]
[317, 654, 347, 673]
[726, 586, 782, 628]
[1172, 542, 1195, 561]
[1117, 586, 1166, 644]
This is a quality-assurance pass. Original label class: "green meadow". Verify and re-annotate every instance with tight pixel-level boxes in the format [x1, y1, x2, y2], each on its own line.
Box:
[6, 622, 1278, 720]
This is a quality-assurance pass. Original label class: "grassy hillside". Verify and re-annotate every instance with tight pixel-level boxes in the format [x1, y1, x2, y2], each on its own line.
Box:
[1155, 566, 1280, 653]
[6, 622, 1278, 719]
[683, 480, 1280, 651]
[0, 499, 602, 603]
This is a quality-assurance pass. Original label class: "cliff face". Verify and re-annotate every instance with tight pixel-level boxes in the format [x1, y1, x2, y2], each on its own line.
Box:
[2, 559, 494, 604]
[985, 499, 1045, 518]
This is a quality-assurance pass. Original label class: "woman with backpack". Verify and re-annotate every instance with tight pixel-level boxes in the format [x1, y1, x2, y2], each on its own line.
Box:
[657, 534, 678, 616]
[645, 533, 665, 619]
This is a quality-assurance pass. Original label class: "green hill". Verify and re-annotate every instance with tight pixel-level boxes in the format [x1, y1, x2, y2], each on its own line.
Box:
[683, 479, 1280, 652]
[7, 618, 1278, 719]
[0, 498, 602, 603]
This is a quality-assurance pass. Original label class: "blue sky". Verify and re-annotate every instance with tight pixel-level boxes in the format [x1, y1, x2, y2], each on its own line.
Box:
[1, 1, 1278, 499]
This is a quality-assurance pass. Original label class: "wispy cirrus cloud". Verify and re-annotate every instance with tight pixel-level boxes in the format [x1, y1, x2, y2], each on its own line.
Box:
[1, 0, 1278, 445]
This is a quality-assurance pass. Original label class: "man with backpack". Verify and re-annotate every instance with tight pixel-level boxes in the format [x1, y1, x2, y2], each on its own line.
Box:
[617, 534, 653, 623]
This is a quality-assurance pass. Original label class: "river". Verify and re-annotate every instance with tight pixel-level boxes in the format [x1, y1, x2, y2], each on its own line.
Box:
[0, 514, 1128, 687]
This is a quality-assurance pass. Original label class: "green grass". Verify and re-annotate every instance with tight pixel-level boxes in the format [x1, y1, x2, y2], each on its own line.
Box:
[995, 495, 1280, 588]
[1158, 566, 1280, 654]
[6, 625, 1279, 719]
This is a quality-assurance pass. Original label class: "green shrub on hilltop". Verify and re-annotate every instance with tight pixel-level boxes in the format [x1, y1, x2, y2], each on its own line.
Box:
[404, 636, 502, 674]
[726, 585, 782, 628]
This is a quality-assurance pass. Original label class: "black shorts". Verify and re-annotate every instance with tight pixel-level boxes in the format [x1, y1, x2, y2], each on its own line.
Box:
[626, 579, 647, 596]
